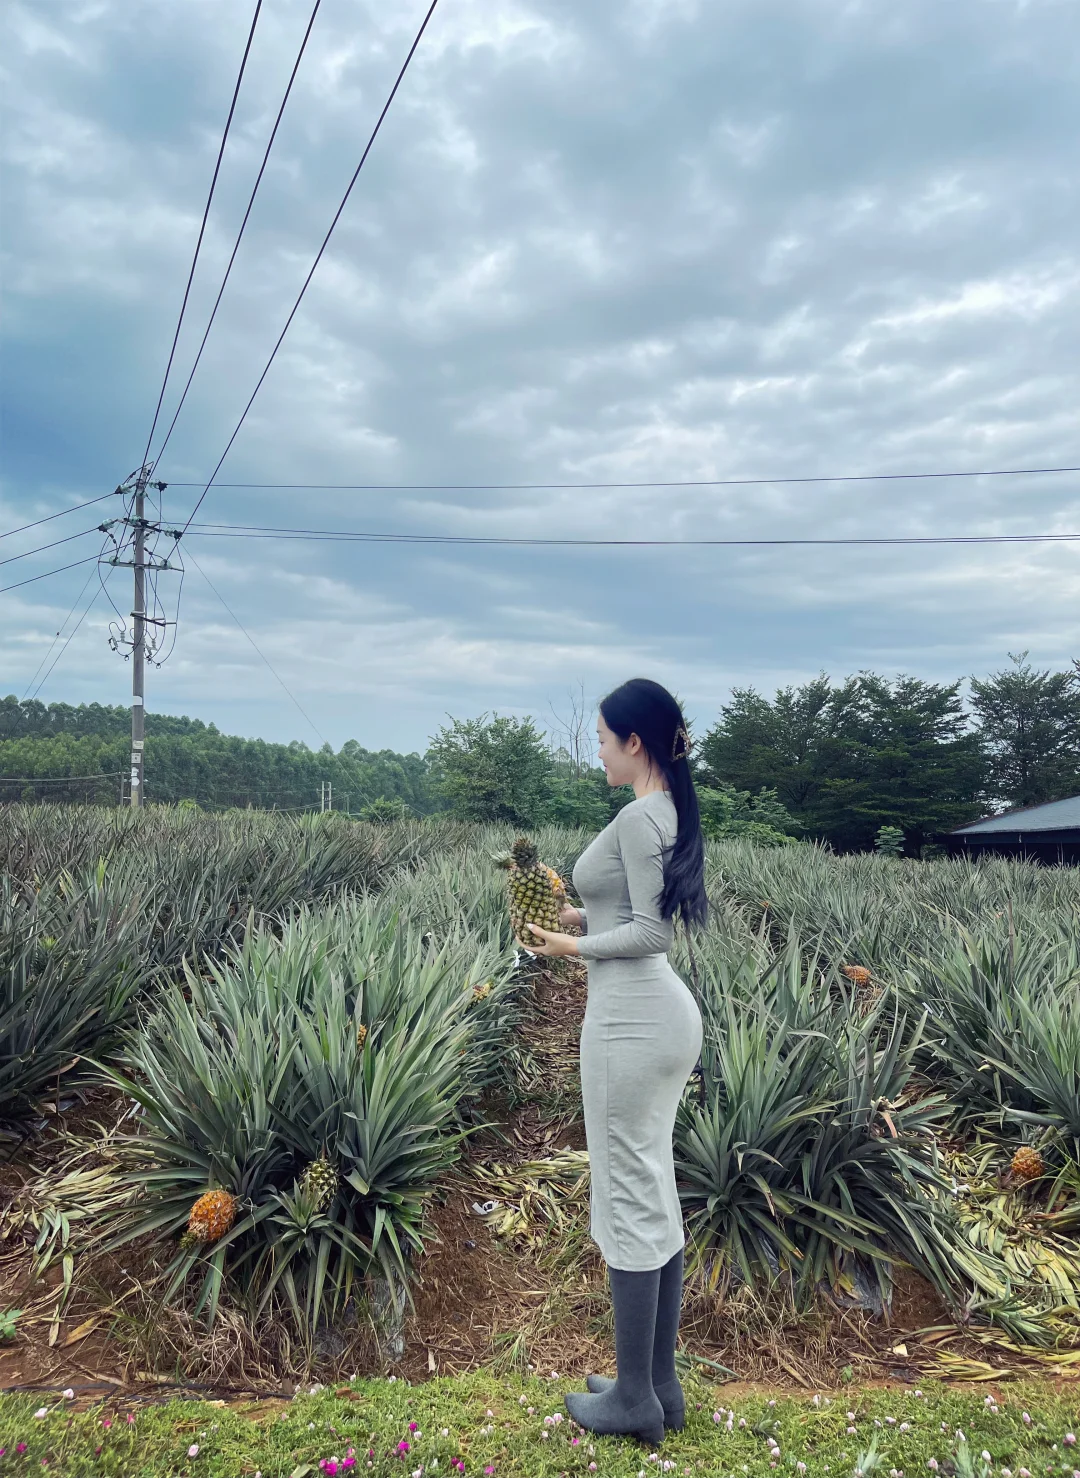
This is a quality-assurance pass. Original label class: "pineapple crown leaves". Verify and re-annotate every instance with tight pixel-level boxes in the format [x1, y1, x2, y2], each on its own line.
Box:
[490, 851, 515, 870]
[509, 835, 539, 868]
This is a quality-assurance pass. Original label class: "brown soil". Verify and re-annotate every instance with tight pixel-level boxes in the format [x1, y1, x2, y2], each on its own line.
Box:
[0, 961, 1075, 1401]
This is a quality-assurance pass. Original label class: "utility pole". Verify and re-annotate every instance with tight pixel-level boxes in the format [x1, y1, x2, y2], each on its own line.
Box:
[319, 780, 333, 812]
[130, 472, 147, 807]
[103, 466, 181, 808]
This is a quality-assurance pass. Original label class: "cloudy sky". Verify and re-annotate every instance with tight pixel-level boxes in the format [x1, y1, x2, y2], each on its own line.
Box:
[2, 0, 1078, 755]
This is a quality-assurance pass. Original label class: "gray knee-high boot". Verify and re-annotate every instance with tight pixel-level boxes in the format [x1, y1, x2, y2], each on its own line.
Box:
[564, 1266, 665, 1445]
[586, 1246, 686, 1430]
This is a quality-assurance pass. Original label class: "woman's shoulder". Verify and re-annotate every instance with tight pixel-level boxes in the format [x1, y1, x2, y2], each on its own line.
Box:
[615, 789, 676, 835]
[619, 788, 676, 815]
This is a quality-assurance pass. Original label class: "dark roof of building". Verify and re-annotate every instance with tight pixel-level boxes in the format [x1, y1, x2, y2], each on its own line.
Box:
[950, 794, 1080, 836]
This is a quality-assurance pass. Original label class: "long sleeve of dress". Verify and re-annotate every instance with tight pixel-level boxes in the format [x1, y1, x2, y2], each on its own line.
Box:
[578, 907, 588, 934]
[576, 802, 675, 960]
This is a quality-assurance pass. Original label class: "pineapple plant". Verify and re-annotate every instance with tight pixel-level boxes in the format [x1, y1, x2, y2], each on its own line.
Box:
[300, 1156, 338, 1212]
[181, 1189, 238, 1248]
[494, 836, 562, 947]
[1010, 1145, 1045, 1184]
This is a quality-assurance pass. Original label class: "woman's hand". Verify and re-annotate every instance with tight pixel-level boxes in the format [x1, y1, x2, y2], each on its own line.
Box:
[558, 905, 583, 931]
[523, 922, 580, 958]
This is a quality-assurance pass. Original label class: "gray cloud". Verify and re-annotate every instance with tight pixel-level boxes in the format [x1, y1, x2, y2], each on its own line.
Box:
[2, 0, 1078, 750]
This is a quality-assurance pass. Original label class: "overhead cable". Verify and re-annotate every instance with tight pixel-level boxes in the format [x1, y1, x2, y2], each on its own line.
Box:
[172, 0, 442, 544]
[183, 521, 1080, 549]
[0, 526, 108, 568]
[21, 564, 100, 700]
[27, 569, 113, 703]
[164, 463, 1080, 492]
[140, 0, 264, 468]
[150, 0, 323, 473]
[1, 491, 118, 540]
[0, 555, 102, 595]
[0, 772, 124, 785]
[185, 547, 329, 748]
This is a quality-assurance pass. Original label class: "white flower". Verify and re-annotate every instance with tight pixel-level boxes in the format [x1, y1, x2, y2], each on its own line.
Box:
[62, 1389, 74, 1400]
[981, 1453, 991, 1464]
[34, 1407, 49, 1419]
[188, 1444, 200, 1457]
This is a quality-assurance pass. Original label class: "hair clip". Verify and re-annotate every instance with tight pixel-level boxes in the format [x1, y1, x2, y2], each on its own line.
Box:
[671, 724, 692, 762]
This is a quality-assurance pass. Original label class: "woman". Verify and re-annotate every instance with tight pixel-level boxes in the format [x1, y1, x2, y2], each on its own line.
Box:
[525, 676, 706, 1447]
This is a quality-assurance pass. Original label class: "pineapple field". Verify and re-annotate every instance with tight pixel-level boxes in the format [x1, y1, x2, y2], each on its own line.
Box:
[0, 803, 1079, 1396]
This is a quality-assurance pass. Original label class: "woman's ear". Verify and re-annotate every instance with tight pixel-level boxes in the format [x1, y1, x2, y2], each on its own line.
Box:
[627, 732, 642, 756]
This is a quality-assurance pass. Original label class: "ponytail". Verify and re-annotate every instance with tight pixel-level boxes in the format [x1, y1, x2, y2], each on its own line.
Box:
[599, 677, 708, 929]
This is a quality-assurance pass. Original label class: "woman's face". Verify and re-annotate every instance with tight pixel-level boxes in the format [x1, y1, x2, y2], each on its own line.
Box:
[596, 710, 641, 787]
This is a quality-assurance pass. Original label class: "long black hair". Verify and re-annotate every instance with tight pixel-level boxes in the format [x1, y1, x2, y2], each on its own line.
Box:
[599, 677, 708, 929]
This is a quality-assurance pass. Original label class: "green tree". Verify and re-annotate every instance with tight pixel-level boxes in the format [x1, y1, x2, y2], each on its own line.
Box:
[697, 784, 799, 847]
[874, 824, 905, 858]
[545, 767, 615, 829]
[425, 714, 554, 825]
[699, 672, 985, 852]
[696, 675, 833, 813]
[968, 653, 1080, 807]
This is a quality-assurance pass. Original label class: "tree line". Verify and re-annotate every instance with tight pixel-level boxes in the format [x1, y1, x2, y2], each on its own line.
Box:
[2, 653, 1077, 852]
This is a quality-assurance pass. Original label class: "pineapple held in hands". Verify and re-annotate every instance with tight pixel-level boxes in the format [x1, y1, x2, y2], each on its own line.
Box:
[494, 835, 564, 947]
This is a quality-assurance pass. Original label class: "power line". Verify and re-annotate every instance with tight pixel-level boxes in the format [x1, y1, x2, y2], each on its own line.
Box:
[140, 1, 264, 468]
[27, 568, 113, 704]
[184, 546, 328, 748]
[0, 554, 102, 595]
[21, 564, 100, 700]
[1, 491, 118, 541]
[172, 0, 442, 545]
[164, 463, 1080, 492]
[0, 525, 107, 568]
[149, 0, 323, 474]
[0, 772, 124, 785]
[183, 520, 1080, 549]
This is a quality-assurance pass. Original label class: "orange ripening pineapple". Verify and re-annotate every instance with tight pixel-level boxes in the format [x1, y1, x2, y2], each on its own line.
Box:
[183, 1189, 238, 1246]
[842, 965, 872, 987]
[1010, 1145, 1045, 1183]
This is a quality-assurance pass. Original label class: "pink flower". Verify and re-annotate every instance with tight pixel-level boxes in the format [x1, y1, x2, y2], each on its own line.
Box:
[16, 1445, 28, 1455]
[188, 1445, 200, 1458]
[397, 1441, 411, 1454]
[319, 1463, 338, 1477]
[103, 1419, 112, 1430]
[1065, 1437, 1077, 1449]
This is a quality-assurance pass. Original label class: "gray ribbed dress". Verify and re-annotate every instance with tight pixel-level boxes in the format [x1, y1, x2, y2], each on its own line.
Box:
[572, 789, 704, 1272]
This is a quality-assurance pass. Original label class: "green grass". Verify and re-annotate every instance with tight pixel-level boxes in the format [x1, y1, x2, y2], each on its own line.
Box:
[0, 1373, 1076, 1478]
